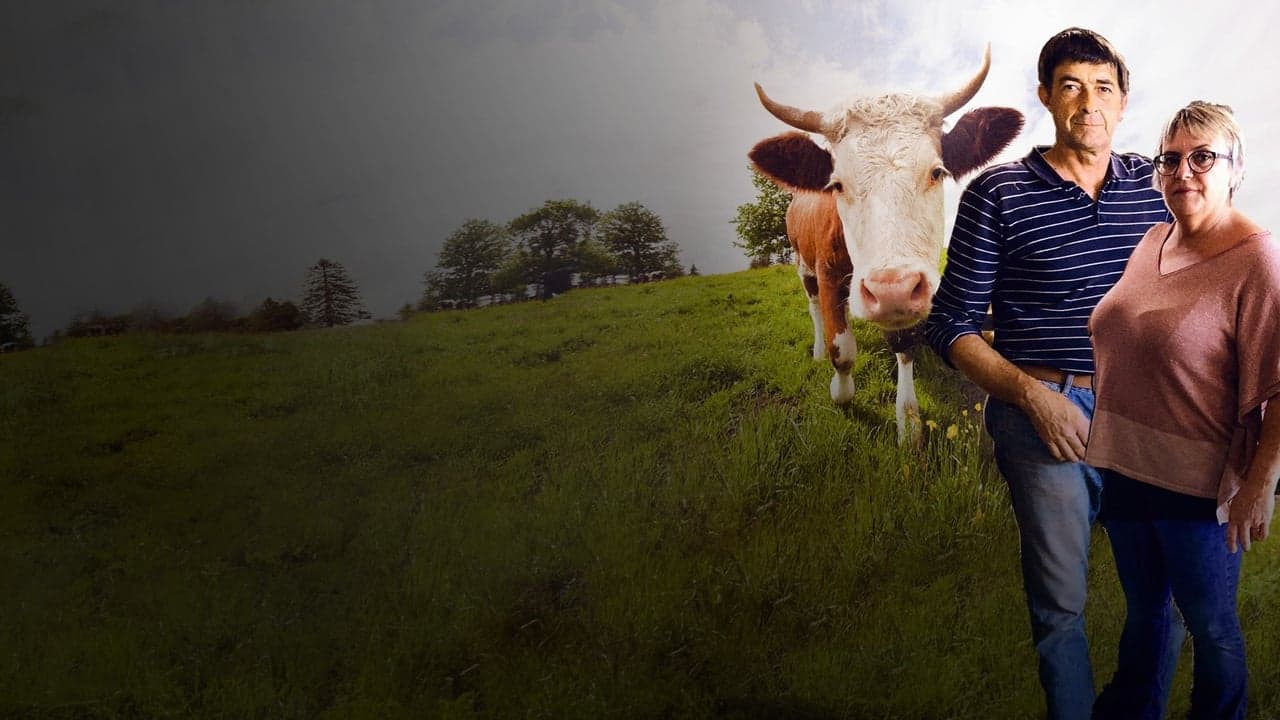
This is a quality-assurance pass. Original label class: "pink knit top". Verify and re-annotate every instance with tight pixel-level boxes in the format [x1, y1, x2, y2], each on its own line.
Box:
[1086, 223, 1280, 522]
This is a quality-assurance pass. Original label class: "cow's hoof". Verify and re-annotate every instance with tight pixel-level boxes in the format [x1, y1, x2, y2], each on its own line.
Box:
[830, 373, 855, 404]
[897, 421, 923, 448]
[897, 407, 923, 447]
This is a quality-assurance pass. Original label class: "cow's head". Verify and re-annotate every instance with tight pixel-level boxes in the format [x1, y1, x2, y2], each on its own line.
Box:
[749, 46, 1022, 330]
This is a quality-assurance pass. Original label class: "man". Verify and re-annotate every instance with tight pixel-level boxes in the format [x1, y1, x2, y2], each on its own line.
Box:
[924, 28, 1179, 719]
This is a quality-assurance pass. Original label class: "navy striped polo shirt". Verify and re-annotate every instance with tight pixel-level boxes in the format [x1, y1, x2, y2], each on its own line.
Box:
[925, 146, 1169, 375]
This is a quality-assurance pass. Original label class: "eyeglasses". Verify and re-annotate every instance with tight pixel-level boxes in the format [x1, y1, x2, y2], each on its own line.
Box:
[1153, 149, 1232, 176]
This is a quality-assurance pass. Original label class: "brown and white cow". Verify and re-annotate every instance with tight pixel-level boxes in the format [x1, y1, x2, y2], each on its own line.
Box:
[749, 46, 1022, 443]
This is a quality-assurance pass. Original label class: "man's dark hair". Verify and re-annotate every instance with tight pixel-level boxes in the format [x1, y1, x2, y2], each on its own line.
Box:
[1037, 27, 1130, 95]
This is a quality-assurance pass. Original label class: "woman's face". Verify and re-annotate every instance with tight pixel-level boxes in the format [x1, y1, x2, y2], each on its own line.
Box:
[1157, 127, 1234, 220]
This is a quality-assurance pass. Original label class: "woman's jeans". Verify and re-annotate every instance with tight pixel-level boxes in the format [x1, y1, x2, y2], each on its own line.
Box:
[984, 381, 1183, 720]
[1094, 480, 1247, 719]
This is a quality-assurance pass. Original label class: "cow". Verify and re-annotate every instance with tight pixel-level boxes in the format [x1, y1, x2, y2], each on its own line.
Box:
[748, 45, 1022, 443]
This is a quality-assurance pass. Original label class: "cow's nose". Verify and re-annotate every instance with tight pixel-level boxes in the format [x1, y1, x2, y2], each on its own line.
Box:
[860, 269, 930, 326]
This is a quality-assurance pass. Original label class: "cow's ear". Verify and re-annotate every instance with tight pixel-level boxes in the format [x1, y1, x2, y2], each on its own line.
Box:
[941, 107, 1024, 179]
[749, 131, 834, 192]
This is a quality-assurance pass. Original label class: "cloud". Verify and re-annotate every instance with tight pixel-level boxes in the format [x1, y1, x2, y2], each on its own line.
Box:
[731, 1, 1280, 239]
[4, 0, 1280, 338]
[417, 1, 778, 271]
[413, 0, 1023, 283]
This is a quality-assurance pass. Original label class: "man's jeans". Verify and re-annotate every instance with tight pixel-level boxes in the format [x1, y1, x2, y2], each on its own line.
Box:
[984, 380, 1183, 720]
[1095, 511, 1246, 720]
[984, 382, 1098, 720]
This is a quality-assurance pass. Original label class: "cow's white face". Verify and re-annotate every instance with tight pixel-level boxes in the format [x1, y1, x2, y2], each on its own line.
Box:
[747, 45, 1023, 438]
[826, 108, 945, 329]
[749, 46, 1022, 333]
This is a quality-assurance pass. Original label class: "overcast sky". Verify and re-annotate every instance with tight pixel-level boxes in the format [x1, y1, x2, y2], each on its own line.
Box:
[4, 0, 1279, 340]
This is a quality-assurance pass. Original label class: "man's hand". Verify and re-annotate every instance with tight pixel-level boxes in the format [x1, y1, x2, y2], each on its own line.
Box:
[945, 336, 1091, 463]
[1021, 384, 1091, 463]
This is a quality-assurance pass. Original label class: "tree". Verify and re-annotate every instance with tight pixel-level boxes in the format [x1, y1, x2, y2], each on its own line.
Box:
[508, 199, 599, 300]
[126, 300, 176, 333]
[574, 238, 618, 287]
[0, 282, 32, 348]
[302, 258, 369, 327]
[490, 251, 533, 302]
[186, 297, 241, 333]
[247, 297, 305, 332]
[732, 168, 793, 267]
[688, 264, 701, 276]
[433, 219, 510, 308]
[419, 270, 448, 311]
[65, 310, 128, 338]
[660, 251, 685, 279]
[597, 201, 680, 282]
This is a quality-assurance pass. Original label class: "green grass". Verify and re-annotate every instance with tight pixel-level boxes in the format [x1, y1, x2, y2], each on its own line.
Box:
[2, 265, 1278, 718]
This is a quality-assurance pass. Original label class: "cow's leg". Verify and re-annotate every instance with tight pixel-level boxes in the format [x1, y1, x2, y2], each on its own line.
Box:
[798, 258, 824, 360]
[894, 352, 921, 445]
[820, 258, 855, 404]
[885, 327, 923, 445]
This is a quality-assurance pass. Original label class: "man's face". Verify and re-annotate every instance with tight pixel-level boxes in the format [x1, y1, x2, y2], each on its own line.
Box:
[1038, 61, 1128, 154]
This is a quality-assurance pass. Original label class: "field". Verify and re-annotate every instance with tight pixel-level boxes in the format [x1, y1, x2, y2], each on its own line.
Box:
[3, 265, 1279, 718]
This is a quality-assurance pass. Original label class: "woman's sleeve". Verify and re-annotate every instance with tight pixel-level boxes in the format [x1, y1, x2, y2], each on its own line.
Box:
[1236, 239, 1280, 420]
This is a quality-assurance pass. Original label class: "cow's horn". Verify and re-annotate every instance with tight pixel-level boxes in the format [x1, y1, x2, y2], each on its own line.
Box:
[938, 43, 992, 118]
[755, 83, 828, 135]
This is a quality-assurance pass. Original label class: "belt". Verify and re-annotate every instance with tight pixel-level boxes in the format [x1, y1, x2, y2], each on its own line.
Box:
[1016, 364, 1093, 390]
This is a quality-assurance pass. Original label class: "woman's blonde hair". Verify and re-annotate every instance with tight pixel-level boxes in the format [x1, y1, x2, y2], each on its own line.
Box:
[1156, 100, 1246, 194]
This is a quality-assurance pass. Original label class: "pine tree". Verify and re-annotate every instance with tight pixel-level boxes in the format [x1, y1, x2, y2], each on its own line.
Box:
[0, 282, 33, 348]
[302, 258, 368, 327]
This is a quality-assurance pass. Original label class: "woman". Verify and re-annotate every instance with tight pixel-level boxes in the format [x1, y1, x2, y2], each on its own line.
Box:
[1086, 101, 1280, 718]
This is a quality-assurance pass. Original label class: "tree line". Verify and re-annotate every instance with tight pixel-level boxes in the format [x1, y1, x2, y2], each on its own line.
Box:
[0, 258, 370, 349]
[1, 184, 781, 350]
[418, 178, 793, 314]
[419, 198, 691, 311]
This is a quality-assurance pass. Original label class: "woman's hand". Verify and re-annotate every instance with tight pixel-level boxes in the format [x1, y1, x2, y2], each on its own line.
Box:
[1227, 483, 1276, 553]
[1230, 396, 1280, 552]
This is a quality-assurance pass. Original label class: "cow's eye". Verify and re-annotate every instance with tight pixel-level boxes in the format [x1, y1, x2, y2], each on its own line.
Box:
[930, 167, 948, 183]
[824, 179, 844, 194]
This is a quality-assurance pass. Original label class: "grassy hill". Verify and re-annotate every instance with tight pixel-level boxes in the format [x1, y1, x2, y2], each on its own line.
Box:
[3, 266, 1278, 718]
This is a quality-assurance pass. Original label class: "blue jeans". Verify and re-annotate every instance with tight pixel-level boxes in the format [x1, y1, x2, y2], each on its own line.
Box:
[1096, 505, 1246, 719]
[984, 381, 1183, 720]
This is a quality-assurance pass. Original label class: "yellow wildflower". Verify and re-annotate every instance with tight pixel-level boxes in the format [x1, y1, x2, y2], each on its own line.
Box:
[946, 424, 959, 440]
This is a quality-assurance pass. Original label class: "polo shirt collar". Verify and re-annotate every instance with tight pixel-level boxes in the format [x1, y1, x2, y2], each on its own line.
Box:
[1025, 145, 1130, 186]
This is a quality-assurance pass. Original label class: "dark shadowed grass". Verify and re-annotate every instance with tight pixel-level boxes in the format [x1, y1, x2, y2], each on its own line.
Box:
[2, 266, 1277, 718]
